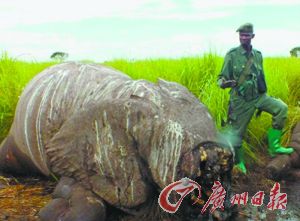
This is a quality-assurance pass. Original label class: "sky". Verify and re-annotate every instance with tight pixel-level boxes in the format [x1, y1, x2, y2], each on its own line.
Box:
[1, 0, 300, 62]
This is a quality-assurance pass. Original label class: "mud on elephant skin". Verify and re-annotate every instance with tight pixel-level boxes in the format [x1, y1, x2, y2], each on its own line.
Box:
[0, 62, 233, 221]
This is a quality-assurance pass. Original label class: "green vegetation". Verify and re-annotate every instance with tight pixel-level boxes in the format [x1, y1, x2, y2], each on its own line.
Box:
[1, 53, 299, 164]
[0, 53, 55, 141]
[290, 46, 300, 57]
[50, 51, 69, 62]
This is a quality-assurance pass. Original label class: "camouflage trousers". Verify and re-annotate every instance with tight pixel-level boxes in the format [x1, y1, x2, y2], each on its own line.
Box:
[227, 93, 288, 151]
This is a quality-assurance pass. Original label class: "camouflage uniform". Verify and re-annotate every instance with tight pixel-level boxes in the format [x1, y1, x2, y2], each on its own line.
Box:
[217, 23, 293, 171]
[218, 45, 288, 150]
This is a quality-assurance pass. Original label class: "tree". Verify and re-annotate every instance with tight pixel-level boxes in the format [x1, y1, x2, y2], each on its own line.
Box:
[50, 52, 69, 62]
[290, 47, 300, 57]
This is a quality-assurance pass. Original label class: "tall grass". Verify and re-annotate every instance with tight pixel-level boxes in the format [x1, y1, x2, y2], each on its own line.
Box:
[1, 53, 299, 164]
[105, 55, 300, 164]
[0, 53, 55, 141]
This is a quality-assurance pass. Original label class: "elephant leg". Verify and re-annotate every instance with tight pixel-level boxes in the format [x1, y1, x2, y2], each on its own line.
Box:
[39, 177, 107, 221]
[0, 135, 40, 174]
[0, 135, 20, 172]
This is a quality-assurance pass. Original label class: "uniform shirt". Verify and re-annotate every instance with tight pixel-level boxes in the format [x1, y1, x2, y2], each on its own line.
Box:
[218, 45, 267, 100]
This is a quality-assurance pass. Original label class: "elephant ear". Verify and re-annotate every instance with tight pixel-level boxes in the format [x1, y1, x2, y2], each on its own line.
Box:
[45, 99, 151, 208]
[157, 78, 200, 104]
[147, 118, 188, 188]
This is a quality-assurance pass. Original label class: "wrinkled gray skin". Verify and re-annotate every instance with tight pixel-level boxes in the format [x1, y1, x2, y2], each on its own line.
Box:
[0, 62, 233, 221]
[267, 121, 300, 180]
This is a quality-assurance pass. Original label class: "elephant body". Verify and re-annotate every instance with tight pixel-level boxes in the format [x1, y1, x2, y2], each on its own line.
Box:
[0, 62, 232, 221]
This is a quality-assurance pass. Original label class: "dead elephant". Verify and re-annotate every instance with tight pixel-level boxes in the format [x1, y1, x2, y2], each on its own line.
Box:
[0, 62, 233, 221]
[266, 121, 300, 180]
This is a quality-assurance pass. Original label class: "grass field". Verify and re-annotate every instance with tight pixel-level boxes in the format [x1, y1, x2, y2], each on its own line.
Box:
[1, 52, 300, 164]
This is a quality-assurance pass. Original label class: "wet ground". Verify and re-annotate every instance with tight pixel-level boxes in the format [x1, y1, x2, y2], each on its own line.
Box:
[0, 168, 299, 221]
[231, 166, 300, 221]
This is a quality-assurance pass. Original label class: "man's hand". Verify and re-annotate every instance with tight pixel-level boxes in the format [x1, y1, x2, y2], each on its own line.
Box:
[220, 79, 237, 89]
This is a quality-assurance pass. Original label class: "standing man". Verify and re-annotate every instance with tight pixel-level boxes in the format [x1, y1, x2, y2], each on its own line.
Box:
[218, 23, 294, 174]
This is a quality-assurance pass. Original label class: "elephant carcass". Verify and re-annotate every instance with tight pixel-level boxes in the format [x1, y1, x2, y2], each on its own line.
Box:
[266, 122, 300, 180]
[0, 62, 233, 221]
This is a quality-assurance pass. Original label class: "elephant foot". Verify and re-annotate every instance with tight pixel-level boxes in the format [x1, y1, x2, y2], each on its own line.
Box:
[39, 177, 106, 221]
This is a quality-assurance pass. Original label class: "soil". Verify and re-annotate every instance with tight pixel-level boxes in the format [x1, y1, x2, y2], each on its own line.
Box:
[0, 165, 299, 221]
[231, 164, 300, 221]
[0, 173, 55, 221]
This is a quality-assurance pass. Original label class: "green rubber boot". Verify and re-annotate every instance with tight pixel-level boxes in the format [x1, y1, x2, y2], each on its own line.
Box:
[267, 128, 294, 157]
[234, 147, 247, 174]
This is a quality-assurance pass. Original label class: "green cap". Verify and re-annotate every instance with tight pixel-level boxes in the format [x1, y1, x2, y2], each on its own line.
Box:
[236, 23, 254, 33]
